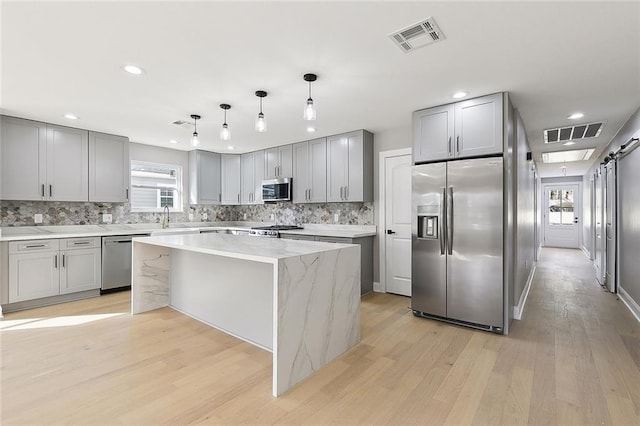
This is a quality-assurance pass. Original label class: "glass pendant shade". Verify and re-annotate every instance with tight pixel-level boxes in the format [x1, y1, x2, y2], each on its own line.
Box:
[304, 98, 316, 121]
[255, 112, 267, 132]
[191, 132, 200, 147]
[220, 123, 231, 141]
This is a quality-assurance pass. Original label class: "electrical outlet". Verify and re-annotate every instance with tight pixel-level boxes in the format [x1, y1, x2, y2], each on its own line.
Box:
[334, 213, 339, 222]
[270, 214, 275, 221]
[243, 213, 247, 220]
[102, 213, 112, 223]
[202, 212, 208, 221]
[34, 214, 43, 224]
[188, 213, 194, 221]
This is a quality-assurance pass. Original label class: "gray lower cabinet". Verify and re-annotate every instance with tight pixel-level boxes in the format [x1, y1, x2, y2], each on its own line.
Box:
[0, 116, 89, 201]
[8, 237, 101, 303]
[327, 130, 373, 202]
[189, 150, 221, 204]
[413, 92, 504, 163]
[89, 131, 130, 202]
[280, 234, 373, 295]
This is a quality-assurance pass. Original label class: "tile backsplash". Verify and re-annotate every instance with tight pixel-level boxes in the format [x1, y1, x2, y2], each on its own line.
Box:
[0, 200, 373, 227]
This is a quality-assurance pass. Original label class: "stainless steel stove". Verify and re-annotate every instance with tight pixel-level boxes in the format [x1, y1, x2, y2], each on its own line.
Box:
[249, 225, 303, 238]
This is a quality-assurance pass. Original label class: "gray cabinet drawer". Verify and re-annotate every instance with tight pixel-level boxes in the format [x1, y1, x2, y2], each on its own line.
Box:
[9, 239, 59, 254]
[60, 237, 100, 250]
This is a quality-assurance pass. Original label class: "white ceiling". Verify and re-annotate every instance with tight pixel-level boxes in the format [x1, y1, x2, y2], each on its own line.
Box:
[2, 1, 639, 178]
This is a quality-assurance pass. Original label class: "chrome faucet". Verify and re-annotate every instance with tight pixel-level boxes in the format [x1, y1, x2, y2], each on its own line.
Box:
[162, 206, 170, 229]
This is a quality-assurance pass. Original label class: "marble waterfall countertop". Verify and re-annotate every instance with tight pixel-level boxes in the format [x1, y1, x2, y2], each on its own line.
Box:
[132, 232, 361, 397]
[133, 232, 356, 263]
[0, 222, 376, 241]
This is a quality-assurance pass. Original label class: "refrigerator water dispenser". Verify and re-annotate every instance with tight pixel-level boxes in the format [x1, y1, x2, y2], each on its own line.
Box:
[417, 205, 439, 239]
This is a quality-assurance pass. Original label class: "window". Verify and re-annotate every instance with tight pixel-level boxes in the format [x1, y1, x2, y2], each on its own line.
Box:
[548, 188, 574, 225]
[130, 161, 182, 212]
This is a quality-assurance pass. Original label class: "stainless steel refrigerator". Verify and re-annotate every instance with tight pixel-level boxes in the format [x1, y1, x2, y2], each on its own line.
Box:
[412, 157, 504, 332]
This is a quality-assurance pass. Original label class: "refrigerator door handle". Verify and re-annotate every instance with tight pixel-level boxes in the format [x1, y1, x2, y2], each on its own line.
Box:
[440, 188, 446, 255]
[447, 186, 453, 255]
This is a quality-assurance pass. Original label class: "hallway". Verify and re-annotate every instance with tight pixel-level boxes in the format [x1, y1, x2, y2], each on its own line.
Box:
[509, 247, 640, 424]
[2, 248, 640, 425]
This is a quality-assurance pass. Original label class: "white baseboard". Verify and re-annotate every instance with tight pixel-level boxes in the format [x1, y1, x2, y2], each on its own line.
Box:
[618, 286, 640, 324]
[581, 245, 591, 259]
[373, 281, 383, 293]
[514, 263, 537, 320]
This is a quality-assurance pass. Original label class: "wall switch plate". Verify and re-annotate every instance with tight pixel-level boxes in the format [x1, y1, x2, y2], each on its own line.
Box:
[34, 214, 43, 224]
[270, 214, 275, 221]
[243, 213, 247, 220]
[188, 213, 194, 221]
[334, 213, 339, 222]
[202, 213, 208, 221]
[102, 213, 112, 223]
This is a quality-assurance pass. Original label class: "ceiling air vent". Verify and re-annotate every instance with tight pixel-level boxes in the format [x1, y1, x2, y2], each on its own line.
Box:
[389, 17, 445, 53]
[543, 121, 604, 143]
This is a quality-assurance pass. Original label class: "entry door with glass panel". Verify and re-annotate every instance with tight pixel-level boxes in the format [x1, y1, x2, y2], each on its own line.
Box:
[543, 184, 580, 248]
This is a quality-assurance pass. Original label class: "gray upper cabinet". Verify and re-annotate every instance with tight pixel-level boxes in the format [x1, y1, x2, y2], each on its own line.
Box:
[1, 116, 46, 201]
[413, 93, 503, 163]
[0, 117, 88, 201]
[412, 104, 454, 163]
[46, 124, 89, 202]
[221, 153, 241, 205]
[264, 145, 293, 179]
[293, 138, 327, 203]
[241, 150, 264, 205]
[327, 130, 373, 203]
[88, 132, 130, 202]
[189, 150, 221, 204]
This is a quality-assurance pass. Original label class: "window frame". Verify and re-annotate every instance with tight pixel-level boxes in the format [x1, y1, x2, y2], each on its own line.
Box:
[130, 160, 183, 213]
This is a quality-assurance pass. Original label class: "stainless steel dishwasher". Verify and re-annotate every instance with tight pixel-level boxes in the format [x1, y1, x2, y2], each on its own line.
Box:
[101, 235, 139, 292]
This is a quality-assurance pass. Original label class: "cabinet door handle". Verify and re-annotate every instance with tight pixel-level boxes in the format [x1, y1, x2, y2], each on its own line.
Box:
[54, 254, 58, 269]
[73, 241, 90, 246]
[456, 136, 460, 154]
[41, 184, 45, 198]
[219, 193, 221, 202]
[49, 185, 53, 198]
[340, 186, 344, 200]
[126, 187, 129, 201]
[345, 186, 349, 200]
[448, 137, 452, 156]
[62, 253, 66, 268]
[237, 193, 240, 203]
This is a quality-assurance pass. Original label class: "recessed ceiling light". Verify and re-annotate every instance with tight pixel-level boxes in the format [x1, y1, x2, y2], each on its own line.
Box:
[227, 146, 234, 150]
[169, 139, 178, 144]
[563, 141, 575, 146]
[64, 113, 79, 120]
[452, 91, 468, 99]
[123, 64, 144, 75]
[568, 112, 584, 120]
[306, 127, 317, 133]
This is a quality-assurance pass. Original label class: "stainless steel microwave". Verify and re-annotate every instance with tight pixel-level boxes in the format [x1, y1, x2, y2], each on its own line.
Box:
[262, 178, 292, 202]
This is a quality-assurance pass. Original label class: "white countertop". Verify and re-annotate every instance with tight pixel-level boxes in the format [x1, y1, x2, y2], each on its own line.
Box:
[134, 232, 356, 264]
[0, 223, 376, 242]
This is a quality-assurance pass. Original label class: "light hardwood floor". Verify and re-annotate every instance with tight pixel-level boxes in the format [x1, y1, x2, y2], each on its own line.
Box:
[2, 248, 640, 425]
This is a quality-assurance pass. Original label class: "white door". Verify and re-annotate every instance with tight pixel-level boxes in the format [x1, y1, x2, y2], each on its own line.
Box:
[384, 154, 412, 296]
[543, 184, 581, 248]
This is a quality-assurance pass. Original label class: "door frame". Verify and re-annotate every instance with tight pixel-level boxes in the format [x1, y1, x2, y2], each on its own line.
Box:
[378, 147, 412, 293]
[541, 182, 582, 248]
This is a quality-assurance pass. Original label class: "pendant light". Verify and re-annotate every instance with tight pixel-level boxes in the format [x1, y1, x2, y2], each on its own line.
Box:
[255, 90, 268, 132]
[190, 114, 201, 147]
[219, 104, 231, 141]
[303, 73, 317, 121]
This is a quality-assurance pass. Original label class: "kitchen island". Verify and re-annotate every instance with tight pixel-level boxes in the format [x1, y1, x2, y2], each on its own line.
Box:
[131, 233, 361, 397]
